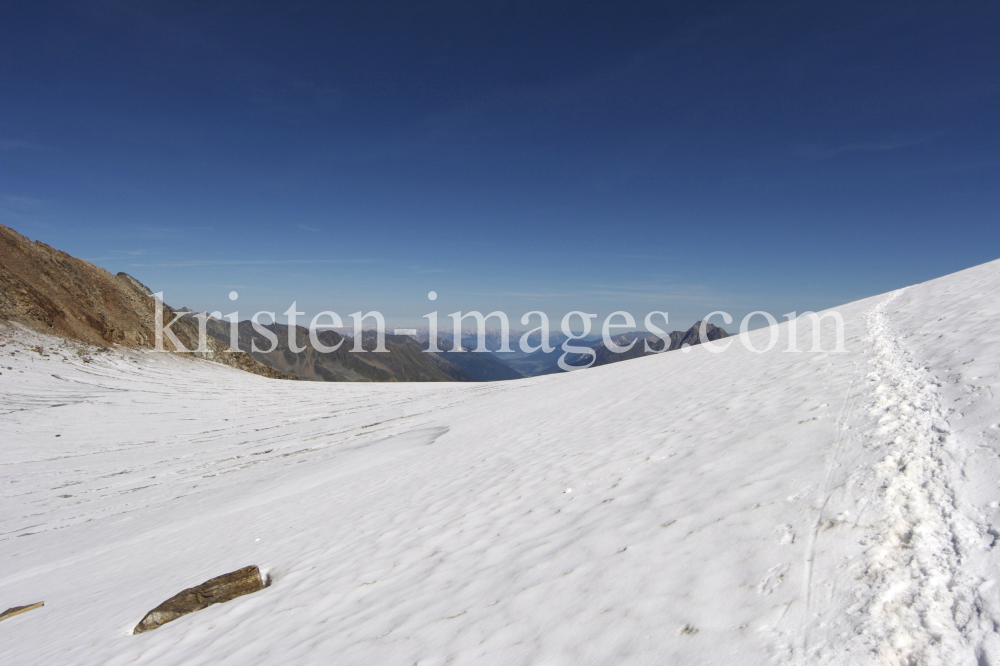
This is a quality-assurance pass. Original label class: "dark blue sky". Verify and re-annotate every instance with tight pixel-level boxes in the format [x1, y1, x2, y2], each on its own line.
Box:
[2, 2, 998, 327]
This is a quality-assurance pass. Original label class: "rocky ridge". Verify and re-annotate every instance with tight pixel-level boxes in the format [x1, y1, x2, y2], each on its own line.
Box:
[0, 225, 291, 380]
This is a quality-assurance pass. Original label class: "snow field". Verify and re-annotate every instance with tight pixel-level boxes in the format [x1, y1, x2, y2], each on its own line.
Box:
[1, 258, 999, 665]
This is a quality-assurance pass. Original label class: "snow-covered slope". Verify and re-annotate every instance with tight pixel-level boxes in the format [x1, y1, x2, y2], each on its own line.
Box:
[2, 259, 999, 666]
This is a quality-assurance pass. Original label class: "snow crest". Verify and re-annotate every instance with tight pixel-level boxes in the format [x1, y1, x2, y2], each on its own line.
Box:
[856, 293, 980, 665]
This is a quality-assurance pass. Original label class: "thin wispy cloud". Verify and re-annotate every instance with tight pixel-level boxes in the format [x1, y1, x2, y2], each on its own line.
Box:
[128, 224, 216, 239]
[0, 194, 55, 227]
[584, 288, 730, 305]
[126, 258, 379, 268]
[793, 133, 945, 160]
[0, 194, 49, 207]
[491, 291, 579, 299]
[0, 139, 49, 152]
[482, 283, 729, 304]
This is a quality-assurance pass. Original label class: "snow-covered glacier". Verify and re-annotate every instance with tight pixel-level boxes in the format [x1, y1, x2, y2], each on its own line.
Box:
[2, 259, 999, 665]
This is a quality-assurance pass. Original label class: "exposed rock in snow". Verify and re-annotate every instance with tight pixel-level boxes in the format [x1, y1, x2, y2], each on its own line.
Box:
[0, 602, 44, 623]
[133, 566, 266, 634]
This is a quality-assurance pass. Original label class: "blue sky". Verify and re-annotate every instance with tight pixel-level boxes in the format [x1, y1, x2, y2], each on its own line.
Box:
[2, 2, 998, 328]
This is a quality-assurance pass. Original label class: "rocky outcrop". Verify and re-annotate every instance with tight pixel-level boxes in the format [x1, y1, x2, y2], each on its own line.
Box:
[0, 225, 291, 380]
[133, 566, 266, 634]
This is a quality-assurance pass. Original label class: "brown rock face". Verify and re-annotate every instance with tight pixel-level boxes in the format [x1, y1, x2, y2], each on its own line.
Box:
[0, 224, 291, 380]
[133, 565, 266, 634]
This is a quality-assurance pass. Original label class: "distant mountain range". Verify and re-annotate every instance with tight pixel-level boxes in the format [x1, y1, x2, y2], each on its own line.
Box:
[0, 223, 729, 383]
[499, 322, 730, 376]
[580, 321, 730, 366]
[203, 319, 528, 383]
[189, 318, 728, 381]
[424, 336, 524, 381]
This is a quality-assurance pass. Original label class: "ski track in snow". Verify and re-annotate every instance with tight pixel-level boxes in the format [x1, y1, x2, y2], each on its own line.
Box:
[799, 344, 861, 652]
[2, 259, 1000, 665]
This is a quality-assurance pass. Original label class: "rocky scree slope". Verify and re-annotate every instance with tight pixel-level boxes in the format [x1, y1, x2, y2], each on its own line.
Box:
[0, 224, 290, 380]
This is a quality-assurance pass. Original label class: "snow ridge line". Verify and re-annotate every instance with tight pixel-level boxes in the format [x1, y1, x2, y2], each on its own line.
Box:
[857, 292, 979, 665]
